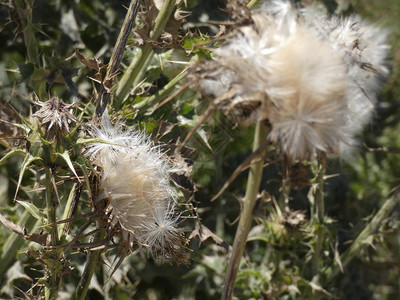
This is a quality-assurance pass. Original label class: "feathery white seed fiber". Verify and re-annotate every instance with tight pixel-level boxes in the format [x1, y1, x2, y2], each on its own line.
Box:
[201, 0, 389, 161]
[86, 111, 180, 257]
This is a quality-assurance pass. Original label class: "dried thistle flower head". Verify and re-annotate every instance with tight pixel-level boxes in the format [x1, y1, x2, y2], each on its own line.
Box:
[199, 0, 389, 161]
[86, 111, 187, 262]
[33, 97, 77, 141]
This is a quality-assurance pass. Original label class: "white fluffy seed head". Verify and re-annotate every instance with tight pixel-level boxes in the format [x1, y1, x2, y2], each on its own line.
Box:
[266, 26, 349, 161]
[199, 0, 389, 161]
[86, 112, 184, 260]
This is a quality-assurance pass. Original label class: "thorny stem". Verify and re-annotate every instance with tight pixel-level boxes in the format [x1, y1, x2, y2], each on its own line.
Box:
[312, 153, 327, 280]
[44, 167, 60, 300]
[221, 122, 268, 300]
[316, 154, 326, 224]
[326, 191, 400, 281]
[96, 0, 141, 117]
[115, 0, 177, 103]
[45, 168, 59, 245]
[75, 231, 106, 300]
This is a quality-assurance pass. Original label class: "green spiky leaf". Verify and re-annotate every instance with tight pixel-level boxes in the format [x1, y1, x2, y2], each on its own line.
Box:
[14, 154, 42, 199]
[0, 149, 26, 165]
[56, 151, 80, 181]
[15, 200, 43, 221]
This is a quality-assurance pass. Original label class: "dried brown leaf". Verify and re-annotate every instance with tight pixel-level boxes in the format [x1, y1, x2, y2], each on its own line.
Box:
[189, 221, 230, 250]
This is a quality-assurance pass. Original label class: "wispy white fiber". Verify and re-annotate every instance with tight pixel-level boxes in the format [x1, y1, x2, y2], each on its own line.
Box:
[86, 111, 181, 259]
[200, 0, 389, 161]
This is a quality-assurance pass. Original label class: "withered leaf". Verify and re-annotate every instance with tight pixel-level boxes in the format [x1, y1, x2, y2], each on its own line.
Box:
[75, 49, 107, 82]
[189, 221, 230, 250]
[75, 49, 104, 71]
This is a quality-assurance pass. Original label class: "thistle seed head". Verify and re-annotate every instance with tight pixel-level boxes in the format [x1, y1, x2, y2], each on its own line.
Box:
[86, 111, 187, 262]
[198, 0, 390, 161]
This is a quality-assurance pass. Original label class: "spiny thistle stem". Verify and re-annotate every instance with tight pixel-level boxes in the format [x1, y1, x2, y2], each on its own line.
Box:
[45, 167, 59, 246]
[75, 231, 106, 300]
[58, 183, 79, 238]
[312, 153, 327, 278]
[96, 0, 141, 117]
[221, 121, 268, 300]
[326, 191, 400, 281]
[316, 154, 326, 224]
[44, 167, 59, 300]
[115, 0, 177, 103]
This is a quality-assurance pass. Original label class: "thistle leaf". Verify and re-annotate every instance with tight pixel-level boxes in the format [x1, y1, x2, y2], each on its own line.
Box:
[14, 154, 42, 200]
[0, 149, 26, 166]
[56, 151, 80, 182]
[15, 200, 42, 221]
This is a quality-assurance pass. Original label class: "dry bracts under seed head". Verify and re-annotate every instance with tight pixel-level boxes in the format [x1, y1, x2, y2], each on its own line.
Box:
[197, 0, 390, 161]
[86, 111, 188, 262]
[33, 97, 77, 141]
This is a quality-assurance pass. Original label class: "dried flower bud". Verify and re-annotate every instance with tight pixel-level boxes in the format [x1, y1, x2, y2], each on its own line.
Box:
[33, 97, 77, 141]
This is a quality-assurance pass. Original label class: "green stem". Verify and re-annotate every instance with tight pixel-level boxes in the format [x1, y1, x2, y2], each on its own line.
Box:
[115, 0, 177, 103]
[316, 154, 326, 224]
[312, 153, 326, 277]
[247, 0, 261, 8]
[44, 167, 59, 300]
[45, 168, 58, 245]
[58, 183, 78, 238]
[135, 70, 187, 110]
[326, 192, 400, 281]
[221, 122, 268, 300]
[96, 0, 141, 117]
[75, 231, 106, 300]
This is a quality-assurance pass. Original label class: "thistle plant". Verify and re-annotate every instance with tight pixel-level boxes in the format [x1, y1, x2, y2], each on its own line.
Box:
[0, 1, 191, 299]
[200, 0, 389, 161]
[0, 0, 399, 299]
[196, 0, 390, 298]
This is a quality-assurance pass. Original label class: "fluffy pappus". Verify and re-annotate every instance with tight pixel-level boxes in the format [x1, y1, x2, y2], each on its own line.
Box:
[198, 0, 390, 161]
[86, 111, 186, 261]
[308, 12, 390, 131]
[266, 27, 349, 161]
